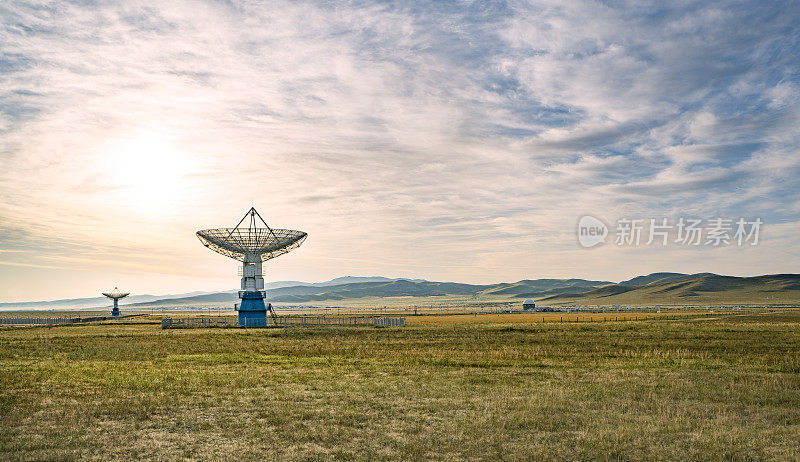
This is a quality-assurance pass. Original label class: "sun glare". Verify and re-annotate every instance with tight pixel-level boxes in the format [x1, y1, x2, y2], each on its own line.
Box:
[107, 135, 191, 212]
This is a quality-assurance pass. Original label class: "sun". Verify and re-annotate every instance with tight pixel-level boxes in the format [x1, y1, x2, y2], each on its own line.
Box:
[107, 135, 191, 212]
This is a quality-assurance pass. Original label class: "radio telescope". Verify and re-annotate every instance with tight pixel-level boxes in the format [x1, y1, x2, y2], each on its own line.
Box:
[102, 287, 129, 317]
[197, 207, 307, 326]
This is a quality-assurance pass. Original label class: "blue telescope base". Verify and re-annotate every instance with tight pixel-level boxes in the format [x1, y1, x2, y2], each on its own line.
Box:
[238, 291, 267, 327]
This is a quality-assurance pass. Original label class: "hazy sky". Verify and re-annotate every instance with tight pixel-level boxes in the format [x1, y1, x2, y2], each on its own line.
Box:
[1, 0, 799, 301]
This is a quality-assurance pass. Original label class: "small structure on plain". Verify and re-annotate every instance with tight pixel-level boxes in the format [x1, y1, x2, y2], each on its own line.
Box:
[102, 287, 129, 317]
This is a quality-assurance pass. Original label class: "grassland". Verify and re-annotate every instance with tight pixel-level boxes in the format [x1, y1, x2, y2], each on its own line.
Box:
[1, 311, 799, 460]
[406, 311, 706, 325]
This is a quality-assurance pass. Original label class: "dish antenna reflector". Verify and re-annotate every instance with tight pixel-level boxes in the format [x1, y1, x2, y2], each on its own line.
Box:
[102, 287, 130, 317]
[197, 207, 307, 326]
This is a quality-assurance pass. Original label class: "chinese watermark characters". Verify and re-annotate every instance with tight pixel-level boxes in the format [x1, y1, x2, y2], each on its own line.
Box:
[578, 216, 762, 248]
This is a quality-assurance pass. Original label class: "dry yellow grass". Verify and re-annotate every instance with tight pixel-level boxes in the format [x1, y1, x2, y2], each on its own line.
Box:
[407, 311, 708, 325]
[2, 310, 799, 460]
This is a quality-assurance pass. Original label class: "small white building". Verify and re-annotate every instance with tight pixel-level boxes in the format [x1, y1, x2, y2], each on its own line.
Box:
[522, 299, 536, 311]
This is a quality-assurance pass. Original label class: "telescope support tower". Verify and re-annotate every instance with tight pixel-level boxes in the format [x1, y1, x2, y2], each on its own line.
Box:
[102, 287, 130, 317]
[197, 208, 307, 327]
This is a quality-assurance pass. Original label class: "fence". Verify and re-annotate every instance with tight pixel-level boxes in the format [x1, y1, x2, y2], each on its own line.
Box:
[374, 317, 405, 327]
[161, 317, 235, 329]
[161, 316, 406, 329]
[1, 314, 145, 326]
[0, 317, 84, 326]
[0, 316, 118, 326]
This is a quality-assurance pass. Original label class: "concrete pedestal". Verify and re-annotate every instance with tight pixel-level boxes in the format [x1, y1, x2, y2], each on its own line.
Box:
[238, 291, 267, 327]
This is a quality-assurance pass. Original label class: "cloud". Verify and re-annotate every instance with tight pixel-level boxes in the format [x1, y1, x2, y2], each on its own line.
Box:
[0, 0, 798, 300]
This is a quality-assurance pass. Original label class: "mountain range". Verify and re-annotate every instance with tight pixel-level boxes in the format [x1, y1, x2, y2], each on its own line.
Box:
[0, 277, 430, 310]
[541, 273, 800, 305]
[2, 273, 798, 310]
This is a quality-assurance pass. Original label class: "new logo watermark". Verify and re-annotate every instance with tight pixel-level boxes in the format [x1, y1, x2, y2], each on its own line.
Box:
[577, 215, 609, 248]
[577, 216, 762, 248]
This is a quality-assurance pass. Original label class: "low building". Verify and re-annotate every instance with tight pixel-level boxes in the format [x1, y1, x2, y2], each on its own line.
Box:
[522, 299, 536, 311]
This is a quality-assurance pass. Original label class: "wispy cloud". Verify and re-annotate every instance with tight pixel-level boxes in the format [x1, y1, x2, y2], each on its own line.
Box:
[0, 260, 85, 271]
[0, 0, 798, 300]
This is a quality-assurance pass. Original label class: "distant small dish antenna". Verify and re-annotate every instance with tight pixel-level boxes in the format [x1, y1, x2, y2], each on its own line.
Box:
[197, 207, 307, 326]
[102, 287, 130, 317]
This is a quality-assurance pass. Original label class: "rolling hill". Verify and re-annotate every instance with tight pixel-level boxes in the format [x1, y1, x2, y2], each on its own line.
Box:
[266, 276, 427, 290]
[126, 278, 612, 307]
[0, 291, 219, 310]
[541, 273, 800, 305]
[618, 272, 717, 286]
[0, 277, 428, 309]
[478, 278, 612, 298]
[5, 273, 799, 310]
